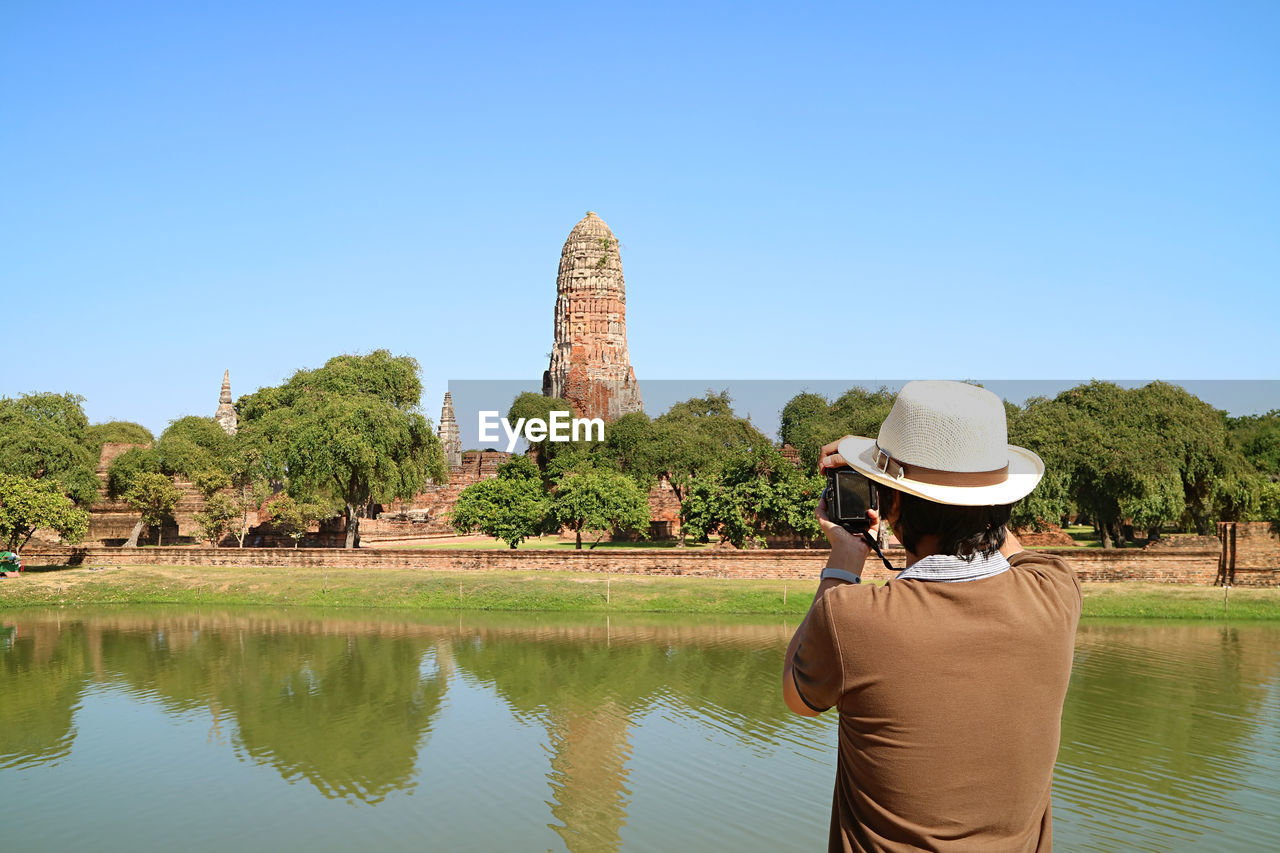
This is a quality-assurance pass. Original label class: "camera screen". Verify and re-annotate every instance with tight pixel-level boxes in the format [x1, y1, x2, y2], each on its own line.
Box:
[834, 470, 873, 520]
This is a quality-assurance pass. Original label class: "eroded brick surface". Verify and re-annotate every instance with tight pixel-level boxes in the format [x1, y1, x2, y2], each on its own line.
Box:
[542, 212, 641, 421]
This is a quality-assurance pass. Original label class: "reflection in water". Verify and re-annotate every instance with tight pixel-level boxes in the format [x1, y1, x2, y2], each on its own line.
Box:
[450, 619, 804, 852]
[0, 619, 90, 769]
[1056, 622, 1280, 852]
[544, 702, 633, 852]
[2, 610, 1279, 852]
[70, 614, 446, 803]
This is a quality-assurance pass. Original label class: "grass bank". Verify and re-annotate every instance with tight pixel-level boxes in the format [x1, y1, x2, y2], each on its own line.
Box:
[3, 565, 1279, 619]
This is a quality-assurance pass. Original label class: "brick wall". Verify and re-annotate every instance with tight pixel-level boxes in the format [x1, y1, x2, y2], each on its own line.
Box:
[1218, 522, 1280, 586]
[22, 545, 1232, 584]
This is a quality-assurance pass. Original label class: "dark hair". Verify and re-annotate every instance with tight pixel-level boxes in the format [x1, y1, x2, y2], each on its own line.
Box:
[876, 484, 1012, 561]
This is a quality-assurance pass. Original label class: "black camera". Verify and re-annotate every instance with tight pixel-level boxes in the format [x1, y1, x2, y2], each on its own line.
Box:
[824, 466, 878, 534]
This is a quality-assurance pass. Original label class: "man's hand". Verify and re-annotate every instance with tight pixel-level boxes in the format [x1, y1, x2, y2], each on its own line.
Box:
[816, 437, 875, 575]
[783, 437, 881, 718]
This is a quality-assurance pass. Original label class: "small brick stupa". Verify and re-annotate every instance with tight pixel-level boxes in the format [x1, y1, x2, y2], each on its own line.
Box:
[542, 211, 642, 421]
[214, 370, 237, 435]
[438, 391, 462, 469]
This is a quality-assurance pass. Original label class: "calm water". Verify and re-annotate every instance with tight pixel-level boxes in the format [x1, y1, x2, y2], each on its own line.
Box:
[2, 609, 1278, 852]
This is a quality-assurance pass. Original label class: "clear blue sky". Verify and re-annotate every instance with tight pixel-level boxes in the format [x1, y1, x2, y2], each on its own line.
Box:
[3, 0, 1277, 437]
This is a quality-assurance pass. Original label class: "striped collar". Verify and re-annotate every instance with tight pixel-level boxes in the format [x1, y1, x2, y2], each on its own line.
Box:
[895, 550, 1011, 583]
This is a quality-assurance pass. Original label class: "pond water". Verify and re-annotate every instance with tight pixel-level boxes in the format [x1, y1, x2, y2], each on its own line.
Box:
[2, 609, 1278, 852]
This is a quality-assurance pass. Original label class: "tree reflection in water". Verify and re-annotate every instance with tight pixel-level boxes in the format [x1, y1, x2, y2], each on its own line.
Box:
[1055, 622, 1280, 848]
[0, 619, 91, 769]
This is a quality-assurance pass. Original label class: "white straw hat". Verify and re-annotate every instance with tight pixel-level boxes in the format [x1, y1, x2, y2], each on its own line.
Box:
[837, 381, 1043, 507]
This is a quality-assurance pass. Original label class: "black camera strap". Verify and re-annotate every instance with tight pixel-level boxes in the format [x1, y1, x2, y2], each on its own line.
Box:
[863, 531, 897, 573]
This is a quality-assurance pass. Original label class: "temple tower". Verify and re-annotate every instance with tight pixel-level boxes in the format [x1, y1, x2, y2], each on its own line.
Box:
[438, 391, 462, 469]
[215, 370, 238, 435]
[542, 211, 642, 421]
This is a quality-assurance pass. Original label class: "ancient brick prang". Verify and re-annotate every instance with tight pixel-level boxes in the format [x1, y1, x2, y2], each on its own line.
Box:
[543, 211, 642, 421]
[215, 370, 237, 435]
[438, 391, 462, 470]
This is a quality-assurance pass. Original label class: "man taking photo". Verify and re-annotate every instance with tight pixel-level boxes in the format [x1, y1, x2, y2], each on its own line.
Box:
[783, 380, 1081, 852]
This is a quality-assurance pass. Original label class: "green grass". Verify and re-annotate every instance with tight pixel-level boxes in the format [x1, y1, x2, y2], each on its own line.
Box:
[3, 564, 1279, 620]
[1078, 583, 1278, 619]
[0, 565, 814, 614]
[1059, 524, 1209, 549]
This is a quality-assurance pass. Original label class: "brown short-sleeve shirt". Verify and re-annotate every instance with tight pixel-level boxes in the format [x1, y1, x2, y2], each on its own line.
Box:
[792, 551, 1081, 852]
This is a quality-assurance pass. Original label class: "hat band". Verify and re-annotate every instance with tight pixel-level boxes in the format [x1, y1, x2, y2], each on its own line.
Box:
[874, 444, 1009, 487]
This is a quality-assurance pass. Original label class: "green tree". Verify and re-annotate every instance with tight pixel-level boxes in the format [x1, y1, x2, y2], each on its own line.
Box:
[641, 392, 773, 542]
[598, 411, 663, 486]
[85, 421, 154, 453]
[192, 467, 232, 498]
[1229, 411, 1280, 479]
[1009, 382, 1260, 546]
[107, 447, 162, 499]
[1131, 381, 1251, 533]
[680, 445, 823, 548]
[1006, 397, 1077, 531]
[155, 416, 233, 478]
[779, 387, 895, 470]
[193, 492, 238, 546]
[506, 392, 589, 473]
[0, 392, 99, 507]
[123, 472, 183, 546]
[551, 467, 651, 549]
[450, 455, 551, 548]
[105, 447, 165, 546]
[1259, 481, 1280, 536]
[229, 480, 271, 548]
[263, 494, 333, 547]
[0, 473, 91, 551]
[237, 351, 448, 548]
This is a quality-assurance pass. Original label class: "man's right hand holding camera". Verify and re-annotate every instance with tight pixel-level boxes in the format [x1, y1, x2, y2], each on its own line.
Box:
[815, 437, 877, 578]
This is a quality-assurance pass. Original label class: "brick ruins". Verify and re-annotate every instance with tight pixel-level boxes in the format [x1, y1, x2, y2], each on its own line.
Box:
[542, 211, 642, 422]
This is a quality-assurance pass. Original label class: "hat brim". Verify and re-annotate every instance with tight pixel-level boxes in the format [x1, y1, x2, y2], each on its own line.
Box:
[836, 436, 1044, 507]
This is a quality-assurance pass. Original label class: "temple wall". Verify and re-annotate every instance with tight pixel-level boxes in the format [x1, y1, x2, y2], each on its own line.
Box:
[22, 545, 1232, 584]
[1219, 522, 1280, 585]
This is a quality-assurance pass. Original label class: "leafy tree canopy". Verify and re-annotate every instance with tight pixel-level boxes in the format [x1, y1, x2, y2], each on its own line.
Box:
[1260, 481, 1280, 536]
[0, 392, 99, 507]
[107, 447, 162, 499]
[648, 391, 773, 502]
[1229, 410, 1280, 479]
[507, 392, 590, 473]
[156, 416, 234, 479]
[262, 494, 336, 547]
[680, 444, 822, 548]
[193, 492, 238, 546]
[450, 455, 552, 548]
[551, 467, 650, 549]
[238, 350, 447, 547]
[1010, 381, 1255, 542]
[0, 473, 91, 551]
[779, 387, 895, 470]
[122, 471, 183, 546]
[85, 421, 154, 452]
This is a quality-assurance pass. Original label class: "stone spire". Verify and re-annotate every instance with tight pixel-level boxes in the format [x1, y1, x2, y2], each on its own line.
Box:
[215, 370, 238, 435]
[542, 211, 642, 421]
[438, 391, 462, 469]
